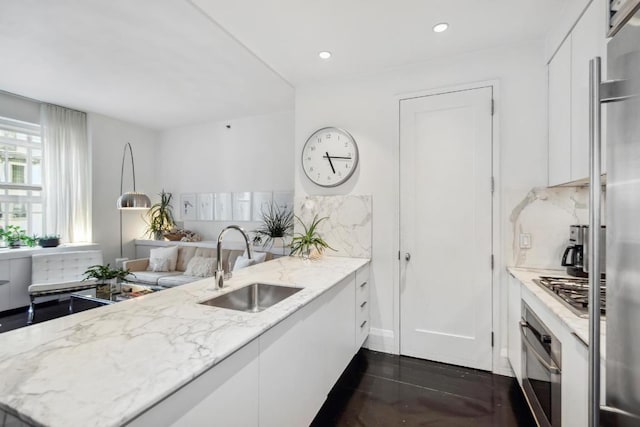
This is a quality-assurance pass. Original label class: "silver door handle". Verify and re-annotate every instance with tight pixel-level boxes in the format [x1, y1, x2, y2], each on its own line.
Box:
[405, 253, 411, 261]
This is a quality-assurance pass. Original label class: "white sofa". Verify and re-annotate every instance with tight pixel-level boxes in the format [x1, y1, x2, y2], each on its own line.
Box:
[123, 246, 273, 288]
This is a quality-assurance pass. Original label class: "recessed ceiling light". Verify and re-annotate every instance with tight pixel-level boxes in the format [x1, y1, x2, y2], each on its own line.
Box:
[433, 22, 449, 33]
[318, 51, 332, 59]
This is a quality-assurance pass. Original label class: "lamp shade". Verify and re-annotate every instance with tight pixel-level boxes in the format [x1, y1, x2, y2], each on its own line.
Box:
[117, 191, 151, 210]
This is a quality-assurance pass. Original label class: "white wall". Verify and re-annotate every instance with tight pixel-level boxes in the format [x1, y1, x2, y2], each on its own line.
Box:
[89, 113, 160, 265]
[294, 41, 548, 374]
[158, 110, 294, 242]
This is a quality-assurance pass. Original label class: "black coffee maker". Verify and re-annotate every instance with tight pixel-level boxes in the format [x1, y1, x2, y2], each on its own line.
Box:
[561, 225, 588, 277]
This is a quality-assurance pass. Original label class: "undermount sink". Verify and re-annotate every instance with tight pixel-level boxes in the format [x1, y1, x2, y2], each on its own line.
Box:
[200, 283, 303, 313]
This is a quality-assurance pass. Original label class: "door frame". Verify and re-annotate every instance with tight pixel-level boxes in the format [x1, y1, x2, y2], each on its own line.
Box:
[392, 80, 503, 373]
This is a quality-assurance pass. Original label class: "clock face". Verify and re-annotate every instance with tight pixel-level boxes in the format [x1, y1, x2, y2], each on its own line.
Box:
[302, 127, 359, 187]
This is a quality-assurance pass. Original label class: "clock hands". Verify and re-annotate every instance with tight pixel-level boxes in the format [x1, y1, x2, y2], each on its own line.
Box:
[325, 152, 336, 174]
[322, 155, 352, 160]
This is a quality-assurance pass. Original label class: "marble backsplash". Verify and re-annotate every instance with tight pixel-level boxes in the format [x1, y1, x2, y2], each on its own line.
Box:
[295, 195, 372, 259]
[509, 186, 605, 269]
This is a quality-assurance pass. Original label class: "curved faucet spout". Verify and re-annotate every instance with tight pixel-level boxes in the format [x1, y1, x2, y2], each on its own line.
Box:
[215, 225, 252, 289]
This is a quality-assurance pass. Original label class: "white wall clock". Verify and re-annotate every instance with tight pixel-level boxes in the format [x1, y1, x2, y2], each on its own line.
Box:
[302, 127, 359, 187]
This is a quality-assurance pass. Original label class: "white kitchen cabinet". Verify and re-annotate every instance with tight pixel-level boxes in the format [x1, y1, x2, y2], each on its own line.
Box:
[548, 36, 573, 186]
[355, 264, 370, 350]
[561, 332, 589, 427]
[507, 273, 522, 385]
[129, 339, 260, 427]
[10, 257, 31, 309]
[0, 260, 11, 312]
[259, 274, 355, 427]
[548, 0, 608, 185]
[571, 0, 608, 180]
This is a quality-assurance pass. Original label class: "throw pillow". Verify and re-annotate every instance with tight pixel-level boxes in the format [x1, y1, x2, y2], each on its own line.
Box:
[147, 246, 179, 272]
[243, 250, 267, 264]
[233, 255, 256, 271]
[185, 256, 216, 277]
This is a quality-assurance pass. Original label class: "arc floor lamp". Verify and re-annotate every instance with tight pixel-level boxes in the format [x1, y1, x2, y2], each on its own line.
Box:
[117, 142, 151, 257]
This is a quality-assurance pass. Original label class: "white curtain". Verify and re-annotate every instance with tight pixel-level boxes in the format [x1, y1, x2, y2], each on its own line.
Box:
[41, 104, 91, 242]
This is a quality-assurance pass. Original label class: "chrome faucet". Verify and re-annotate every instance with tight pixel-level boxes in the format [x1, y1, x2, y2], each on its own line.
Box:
[215, 225, 252, 289]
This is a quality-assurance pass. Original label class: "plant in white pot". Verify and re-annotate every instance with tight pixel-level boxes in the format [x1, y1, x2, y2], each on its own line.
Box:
[252, 203, 294, 250]
[83, 264, 132, 292]
[289, 215, 335, 260]
[145, 190, 175, 240]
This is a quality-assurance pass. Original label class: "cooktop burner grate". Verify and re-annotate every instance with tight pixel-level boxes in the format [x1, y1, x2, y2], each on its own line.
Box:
[532, 276, 606, 318]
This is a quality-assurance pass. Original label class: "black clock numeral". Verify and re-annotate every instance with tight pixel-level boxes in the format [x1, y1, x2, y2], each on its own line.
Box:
[345, 164, 350, 169]
[344, 142, 348, 148]
[317, 173, 320, 179]
[307, 157, 311, 161]
[326, 134, 332, 139]
[310, 146, 316, 151]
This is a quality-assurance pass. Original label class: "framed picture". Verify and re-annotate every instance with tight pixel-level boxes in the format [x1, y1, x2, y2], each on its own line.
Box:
[252, 192, 272, 221]
[180, 193, 196, 221]
[273, 191, 294, 211]
[232, 192, 252, 221]
[197, 193, 214, 221]
[214, 192, 232, 221]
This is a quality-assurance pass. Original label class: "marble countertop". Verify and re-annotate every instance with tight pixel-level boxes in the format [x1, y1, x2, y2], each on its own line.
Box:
[0, 255, 369, 427]
[507, 266, 605, 348]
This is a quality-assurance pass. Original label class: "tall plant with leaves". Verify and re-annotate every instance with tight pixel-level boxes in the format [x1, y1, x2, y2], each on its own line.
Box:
[290, 215, 335, 258]
[146, 190, 175, 240]
[253, 203, 294, 248]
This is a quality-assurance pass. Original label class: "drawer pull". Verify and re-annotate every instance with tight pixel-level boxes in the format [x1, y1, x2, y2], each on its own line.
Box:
[360, 320, 367, 328]
[360, 301, 367, 308]
[360, 281, 367, 288]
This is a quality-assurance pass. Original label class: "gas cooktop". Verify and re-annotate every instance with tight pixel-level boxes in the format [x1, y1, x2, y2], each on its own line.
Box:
[532, 276, 606, 318]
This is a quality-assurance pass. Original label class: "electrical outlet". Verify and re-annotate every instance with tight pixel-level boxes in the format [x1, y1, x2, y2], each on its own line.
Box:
[519, 233, 532, 249]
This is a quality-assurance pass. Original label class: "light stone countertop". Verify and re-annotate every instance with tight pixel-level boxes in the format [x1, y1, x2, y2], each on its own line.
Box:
[507, 266, 605, 350]
[0, 255, 369, 427]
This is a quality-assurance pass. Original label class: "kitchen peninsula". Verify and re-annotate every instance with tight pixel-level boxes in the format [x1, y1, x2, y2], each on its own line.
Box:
[0, 256, 370, 427]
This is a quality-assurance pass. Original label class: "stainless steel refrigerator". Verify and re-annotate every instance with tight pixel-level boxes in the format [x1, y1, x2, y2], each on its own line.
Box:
[589, 1, 640, 426]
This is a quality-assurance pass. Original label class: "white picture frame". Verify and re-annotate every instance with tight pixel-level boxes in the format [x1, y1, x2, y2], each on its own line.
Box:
[232, 192, 252, 221]
[273, 191, 294, 211]
[197, 193, 214, 221]
[180, 193, 197, 221]
[252, 192, 273, 221]
[214, 192, 232, 221]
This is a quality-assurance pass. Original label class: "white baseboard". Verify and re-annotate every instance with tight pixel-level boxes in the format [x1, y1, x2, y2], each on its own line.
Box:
[364, 328, 397, 354]
[494, 351, 514, 377]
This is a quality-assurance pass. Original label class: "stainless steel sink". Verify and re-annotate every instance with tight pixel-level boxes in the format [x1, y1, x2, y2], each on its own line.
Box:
[200, 283, 303, 313]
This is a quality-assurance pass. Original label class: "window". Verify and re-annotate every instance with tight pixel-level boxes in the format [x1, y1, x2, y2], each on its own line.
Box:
[0, 116, 43, 236]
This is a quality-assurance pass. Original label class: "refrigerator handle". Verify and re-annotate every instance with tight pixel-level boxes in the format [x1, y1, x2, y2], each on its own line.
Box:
[588, 57, 603, 427]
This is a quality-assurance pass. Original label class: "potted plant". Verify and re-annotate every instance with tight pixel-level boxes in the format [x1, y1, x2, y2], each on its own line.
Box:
[0, 225, 37, 248]
[290, 215, 335, 260]
[83, 264, 132, 292]
[252, 203, 294, 249]
[146, 190, 175, 240]
[38, 234, 61, 248]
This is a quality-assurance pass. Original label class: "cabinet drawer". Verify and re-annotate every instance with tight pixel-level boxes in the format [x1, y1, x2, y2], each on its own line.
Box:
[356, 298, 369, 324]
[356, 315, 370, 348]
[357, 281, 369, 305]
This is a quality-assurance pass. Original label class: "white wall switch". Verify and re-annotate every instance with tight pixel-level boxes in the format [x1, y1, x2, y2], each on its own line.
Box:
[519, 233, 532, 249]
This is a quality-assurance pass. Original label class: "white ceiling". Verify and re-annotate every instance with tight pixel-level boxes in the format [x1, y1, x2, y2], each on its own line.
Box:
[0, 0, 294, 130]
[192, 0, 561, 85]
[0, 0, 560, 130]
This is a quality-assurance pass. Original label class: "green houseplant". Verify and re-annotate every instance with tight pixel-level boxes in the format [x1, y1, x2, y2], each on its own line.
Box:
[252, 203, 294, 248]
[146, 190, 175, 240]
[290, 215, 335, 259]
[0, 225, 37, 248]
[83, 264, 132, 293]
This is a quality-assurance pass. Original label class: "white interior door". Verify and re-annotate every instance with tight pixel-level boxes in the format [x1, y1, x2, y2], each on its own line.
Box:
[399, 86, 493, 371]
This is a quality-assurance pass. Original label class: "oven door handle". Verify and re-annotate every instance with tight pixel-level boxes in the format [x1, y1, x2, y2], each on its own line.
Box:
[520, 320, 562, 375]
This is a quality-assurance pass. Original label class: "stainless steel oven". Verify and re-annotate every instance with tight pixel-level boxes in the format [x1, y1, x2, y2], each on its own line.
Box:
[521, 302, 562, 426]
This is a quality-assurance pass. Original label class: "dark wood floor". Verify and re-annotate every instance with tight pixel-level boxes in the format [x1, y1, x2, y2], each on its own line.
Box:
[312, 349, 535, 427]
[2, 305, 535, 427]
